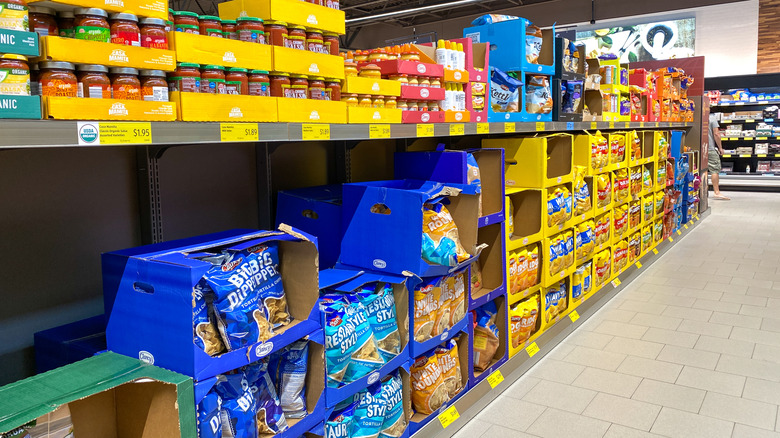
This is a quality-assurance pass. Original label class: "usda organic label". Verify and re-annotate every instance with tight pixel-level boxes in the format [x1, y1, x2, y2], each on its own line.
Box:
[77, 121, 152, 145]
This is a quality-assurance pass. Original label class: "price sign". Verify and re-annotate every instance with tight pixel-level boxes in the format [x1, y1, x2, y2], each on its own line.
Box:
[640, 121, 645, 127]
[505, 122, 516, 133]
[655, 122, 660, 127]
[676, 230, 682, 235]
[591, 122, 598, 129]
[536, 122, 545, 131]
[652, 248, 659, 254]
[612, 278, 621, 287]
[476, 123, 490, 134]
[609, 121, 615, 129]
[417, 123, 434, 137]
[78, 122, 153, 145]
[369, 124, 391, 139]
[624, 122, 630, 128]
[684, 224, 689, 229]
[758, 154, 767, 157]
[722, 154, 732, 158]
[487, 370, 504, 388]
[438, 406, 460, 428]
[220, 123, 259, 142]
[569, 310, 580, 322]
[635, 262, 642, 269]
[526, 342, 540, 357]
[302, 124, 330, 140]
[757, 137, 768, 141]
[450, 124, 465, 136]
[566, 122, 574, 130]
[668, 237, 674, 242]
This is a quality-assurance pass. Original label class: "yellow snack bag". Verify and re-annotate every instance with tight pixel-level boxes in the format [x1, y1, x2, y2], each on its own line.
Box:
[643, 195, 654, 222]
[573, 166, 592, 215]
[595, 213, 610, 246]
[629, 131, 642, 161]
[507, 197, 514, 235]
[654, 192, 664, 215]
[576, 221, 595, 261]
[592, 133, 609, 168]
[435, 340, 462, 398]
[596, 174, 612, 208]
[614, 205, 628, 238]
[449, 270, 467, 326]
[629, 201, 641, 229]
[614, 169, 629, 201]
[563, 230, 575, 269]
[434, 277, 453, 336]
[628, 232, 641, 262]
[509, 250, 528, 295]
[630, 166, 642, 196]
[641, 226, 653, 253]
[610, 134, 626, 164]
[422, 204, 470, 266]
[413, 280, 440, 342]
[411, 353, 447, 415]
[613, 240, 628, 271]
[594, 249, 611, 287]
[510, 295, 540, 348]
[547, 188, 565, 226]
[549, 235, 564, 275]
[524, 247, 539, 290]
[561, 186, 573, 223]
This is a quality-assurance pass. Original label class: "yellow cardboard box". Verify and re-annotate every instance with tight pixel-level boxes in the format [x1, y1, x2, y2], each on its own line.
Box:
[272, 46, 344, 80]
[39, 36, 175, 71]
[218, 0, 345, 35]
[170, 32, 272, 71]
[444, 110, 470, 123]
[342, 76, 401, 96]
[346, 107, 402, 124]
[30, 0, 167, 20]
[43, 96, 176, 121]
[277, 97, 346, 123]
[171, 92, 277, 122]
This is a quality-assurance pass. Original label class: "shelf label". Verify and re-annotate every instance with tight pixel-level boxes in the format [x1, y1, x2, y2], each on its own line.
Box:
[766, 118, 774, 122]
[735, 102, 745, 106]
[526, 342, 540, 357]
[676, 230, 682, 235]
[609, 121, 615, 129]
[775, 154, 780, 158]
[757, 137, 769, 140]
[476, 123, 490, 134]
[77, 122, 153, 145]
[369, 124, 391, 139]
[569, 310, 580, 322]
[655, 122, 660, 127]
[758, 154, 767, 157]
[635, 262, 642, 269]
[416, 123, 434, 137]
[567, 122, 574, 130]
[744, 137, 754, 140]
[759, 101, 769, 104]
[487, 370, 504, 388]
[624, 121, 630, 128]
[640, 121, 645, 127]
[450, 124, 465, 136]
[220, 123, 259, 142]
[722, 154, 732, 158]
[652, 248, 659, 254]
[505, 122, 516, 133]
[591, 122, 598, 130]
[302, 123, 330, 140]
[684, 224, 689, 229]
[722, 120, 732, 124]
[612, 278, 621, 287]
[438, 406, 460, 428]
[739, 154, 750, 158]
[668, 237, 674, 242]
[535, 122, 545, 131]
[745, 119, 755, 123]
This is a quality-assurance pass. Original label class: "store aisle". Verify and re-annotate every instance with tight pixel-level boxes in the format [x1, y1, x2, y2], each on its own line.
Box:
[453, 192, 780, 438]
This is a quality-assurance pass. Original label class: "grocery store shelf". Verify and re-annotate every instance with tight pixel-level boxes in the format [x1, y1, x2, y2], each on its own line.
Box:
[0, 120, 693, 149]
[721, 154, 780, 159]
[713, 100, 780, 107]
[414, 209, 711, 438]
[720, 118, 776, 124]
[709, 174, 780, 188]
[721, 137, 778, 141]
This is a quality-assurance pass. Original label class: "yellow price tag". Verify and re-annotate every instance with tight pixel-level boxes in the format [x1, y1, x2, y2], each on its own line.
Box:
[609, 121, 615, 129]
[369, 124, 391, 139]
[758, 137, 768, 141]
[624, 122, 630, 128]
[740, 154, 750, 158]
[569, 311, 580, 322]
[535, 122, 545, 131]
[722, 154, 732, 158]
[745, 119, 755, 123]
[591, 122, 598, 129]
[95, 122, 152, 145]
[612, 278, 621, 287]
[450, 124, 465, 136]
[775, 154, 780, 158]
[220, 123, 259, 142]
[684, 224, 689, 229]
[640, 121, 645, 127]
[655, 122, 660, 127]
[476, 123, 490, 134]
[505, 122, 516, 133]
[635, 262, 642, 269]
[668, 237, 674, 242]
[438, 406, 460, 428]
[652, 248, 658, 255]
[758, 154, 767, 157]
[487, 370, 504, 388]
[744, 137, 754, 141]
[417, 123, 434, 137]
[302, 124, 330, 140]
[526, 342, 540, 357]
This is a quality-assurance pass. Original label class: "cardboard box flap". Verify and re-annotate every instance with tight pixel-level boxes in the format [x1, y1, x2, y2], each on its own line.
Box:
[279, 185, 343, 205]
[318, 267, 365, 290]
[320, 267, 417, 291]
[345, 179, 477, 203]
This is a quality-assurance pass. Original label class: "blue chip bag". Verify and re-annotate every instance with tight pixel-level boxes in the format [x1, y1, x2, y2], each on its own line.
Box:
[326, 401, 357, 438]
[243, 243, 292, 329]
[343, 302, 386, 383]
[352, 384, 387, 438]
[323, 302, 357, 388]
[193, 278, 226, 357]
[197, 392, 223, 438]
[466, 153, 482, 189]
[421, 203, 470, 267]
[244, 360, 288, 435]
[278, 340, 308, 419]
[470, 13, 524, 26]
[354, 285, 401, 362]
[214, 373, 258, 438]
[379, 372, 407, 438]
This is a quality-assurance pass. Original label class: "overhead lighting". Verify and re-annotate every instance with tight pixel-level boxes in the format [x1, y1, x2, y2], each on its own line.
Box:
[346, 0, 485, 24]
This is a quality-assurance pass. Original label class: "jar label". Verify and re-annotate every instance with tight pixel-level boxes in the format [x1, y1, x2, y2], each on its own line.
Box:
[226, 80, 243, 95]
[286, 34, 305, 50]
[248, 81, 269, 97]
[239, 29, 265, 44]
[77, 82, 110, 99]
[175, 24, 199, 34]
[76, 26, 111, 42]
[112, 84, 141, 100]
[42, 79, 77, 97]
[0, 2, 28, 32]
[60, 28, 76, 38]
[142, 34, 168, 49]
[204, 28, 223, 37]
[309, 86, 326, 100]
[168, 76, 200, 93]
[111, 30, 141, 47]
[291, 84, 307, 99]
[143, 85, 168, 102]
[202, 78, 226, 94]
[0, 67, 29, 96]
[306, 40, 323, 53]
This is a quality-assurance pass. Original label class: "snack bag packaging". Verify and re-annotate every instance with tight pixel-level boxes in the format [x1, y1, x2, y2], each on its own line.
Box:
[590, 135, 601, 169]
[471, 13, 524, 25]
[526, 75, 553, 114]
[414, 278, 440, 342]
[576, 221, 595, 260]
[511, 249, 528, 294]
[615, 169, 629, 201]
[642, 167, 652, 189]
[614, 241, 628, 271]
[629, 202, 641, 229]
[614, 205, 628, 237]
[436, 339, 462, 398]
[642, 227, 652, 252]
[582, 261, 592, 294]
[594, 250, 611, 286]
[507, 197, 514, 235]
[562, 186, 573, 221]
[243, 243, 292, 329]
[643, 196, 654, 221]
[526, 24, 543, 64]
[564, 232, 575, 268]
[597, 174, 611, 208]
[433, 278, 453, 337]
[490, 66, 522, 112]
[422, 203, 470, 267]
[198, 392, 223, 438]
[352, 385, 386, 438]
[595, 134, 609, 168]
[214, 373, 260, 438]
[473, 314, 500, 371]
[574, 167, 592, 214]
[450, 270, 467, 326]
[610, 135, 626, 163]
[572, 266, 586, 300]
[343, 302, 386, 383]
[508, 253, 518, 295]
[510, 295, 539, 348]
[630, 167, 642, 195]
[467, 153, 483, 217]
[277, 340, 308, 419]
[244, 361, 289, 436]
[379, 372, 407, 438]
[629, 233, 641, 261]
[654, 221, 663, 242]
[547, 189, 564, 226]
[410, 354, 447, 415]
[356, 285, 401, 362]
[544, 285, 566, 323]
[549, 237, 560, 275]
[471, 259, 483, 294]
[193, 276, 226, 357]
[657, 164, 666, 186]
[322, 302, 357, 387]
[526, 247, 539, 289]
[654, 192, 664, 215]
[326, 401, 357, 438]
[630, 132, 642, 161]
[595, 214, 610, 246]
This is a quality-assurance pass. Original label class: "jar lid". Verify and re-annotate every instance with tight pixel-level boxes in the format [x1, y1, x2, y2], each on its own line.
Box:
[74, 8, 109, 18]
[173, 11, 199, 18]
[139, 69, 166, 77]
[289, 25, 306, 30]
[202, 65, 226, 70]
[110, 67, 139, 75]
[265, 20, 287, 26]
[177, 62, 201, 68]
[109, 12, 139, 21]
[361, 64, 381, 72]
[29, 6, 56, 15]
[373, 95, 385, 99]
[228, 67, 248, 73]
[323, 32, 339, 37]
[139, 17, 166, 26]
[311, 76, 325, 81]
[1, 54, 27, 62]
[270, 71, 290, 77]
[221, 19, 236, 24]
[77, 64, 109, 73]
[291, 74, 308, 78]
[58, 11, 75, 18]
[39, 61, 76, 70]
[249, 70, 269, 74]
[307, 29, 322, 33]
[237, 16, 263, 23]
[199, 15, 221, 21]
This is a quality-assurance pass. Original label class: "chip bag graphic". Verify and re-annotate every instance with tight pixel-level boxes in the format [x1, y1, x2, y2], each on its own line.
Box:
[422, 203, 470, 266]
[597, 174, 612, 208]
[574, 166, 592, 215]
[614, 169, 629, 202]
[610, 134, 626, 164]
[510, 295, 540, 348]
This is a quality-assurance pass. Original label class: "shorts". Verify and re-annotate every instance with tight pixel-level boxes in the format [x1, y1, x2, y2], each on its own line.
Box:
[708, 148, 721, 173]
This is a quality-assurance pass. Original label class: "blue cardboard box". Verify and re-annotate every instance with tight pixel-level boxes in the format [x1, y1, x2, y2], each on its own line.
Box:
[463, 19, 555, 75]
[34, 315, 106, 373]
[340, 180, 482, 278]
[102, 226, 321, 380]
[394, 147, 506, 228]
[276, 185, 343, 270]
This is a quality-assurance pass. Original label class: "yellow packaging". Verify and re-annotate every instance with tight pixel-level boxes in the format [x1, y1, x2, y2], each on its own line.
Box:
[613, 240, 628, 272]
[170, 31, 273, 71]
[413, 281, 440, 343]
[572, 262, 591, 301]
[610, 134, 626, 164]
[0, 54, 29, 95]
[422, 204, 470, 266]
[272, 46, 345, 80]
[654, 191, 665, 215]
[561, 186, 573, 223]
[31, 0, 168, 20]
[277, 97, 347, 123]
[654, 220, 664, 242]
[614, 169, 629, 202]
[510, 295, 539, 348]
[596, 174, 611, 208]
[347, 106, 402, 124]
[544, 282, 567, 323]
[506, 197, 514, 235]
[563, 230, 574, 269]
[613, 205, 628, 239]
[591, 132, 608, 169]
[641, 226, 653, 253]
[508, 250, 527, 295]
[595, 213, 610, 246]
[434, 278, 452, 337]
[40, 36, 175, 71]
[594, 249, 611, 287]
[343, 76, 402, 96]
[629, 131, 642, 162]
[44, 96, 176, 121]
[573, 166, 592, 215]
[576, 221, 595, 261]
[525, 247, 539, 289]
[0, 2, 27, 31]
[410, 353, 447, 415]
[628, 232, 641, 261]
[643, 196, 654, 222]
[549, 235, 564, 276]
[218, 0, 346, 34]
[172, 92, 277, 122]
[435, 340, 462, 398]
[450, 270, 467, 326]
[629, 201, 641, 229]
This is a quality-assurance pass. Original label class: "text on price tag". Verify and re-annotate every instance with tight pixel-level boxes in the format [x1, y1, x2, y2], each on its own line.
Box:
[526, 342, 540, 357]
[536, 122, 545, 131]
[302, 123, 330, 140]
[505, 122, 515, 133]
[79, 122, 152, 145]
[652, 248, 659, 254]
[487, 370, 504, 388]
[417, 123, 434, 137]
[438, 406, 460, 428]
[635, 262, 642, 269]
[569, 310, 580, 322]
[612, 278, 621, 287]
[476, 123, 490, 134]
[220, 123, 259, 142]
[369, 124, 391, 139]
[450, 124, 465, 136]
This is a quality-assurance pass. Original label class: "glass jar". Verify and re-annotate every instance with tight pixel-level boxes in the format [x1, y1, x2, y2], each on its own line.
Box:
[401, 50, 420, 61]
[226, 67, 248, 95]
[110, 67, 141, 100]
[109, 13, 140, 46]
[358, 94, 371, 108]
[342, 93, 358, 107]
[39, 61, 77, 97]
[166, 8, 173, 32]
[372, 95, 384, 108]
[388, 74, 408, 85]
[308, 76, 326, 100]
[287, 25, 305, 50]
[306, 29, 323, 53]
[30, 6, 58, 36]
[408, 76, 418, 86]
[0, 54, 29, 96]
[269, 72, 290, 97]
[290, 74, 308, 99]
[139, 17, 168, 49]
[419, 77, 430, 87]
[430, 78, 441, 88]
[325, 79, 340, 101]
[222, 20, 237, 39]
[427, 101, 438, 111]
[74, 8, 109, 42]
[264, 20, 287, 46]
[58, 11, 75, 38]
[76, 64, 110, 98]
[323, 32, 339, 56]
[168, 62, 200, 93]
[408, 101, 418, 111]
[354, 50, 368, 63]
[397, 99, 408, 111]
[248, 70, 270, 96]
[201, 65, 226, 94]
[385, 96, 397, 109]
[0, 0, 27, 31]
[344, 62, 358, 77]
[140, 69, 169, 101]
[173, 10, 199, 34]
[359, 65, 381, 79]
[325, 0, 339, 9]
[368, 49, 388, 62]
[198, 15, 222, 37]
[237, 17, 264, 44]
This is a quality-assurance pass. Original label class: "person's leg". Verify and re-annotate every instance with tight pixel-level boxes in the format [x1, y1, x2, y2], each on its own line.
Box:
[707, 149, 729, 199]
[712, 172, 720, 195]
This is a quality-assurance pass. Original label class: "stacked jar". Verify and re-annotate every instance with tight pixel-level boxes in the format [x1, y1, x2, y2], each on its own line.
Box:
[166, 63, 271, 97]
[172, 10, 268, 45]
[219, 15, 339, 55]
[268, 72, 341, 100]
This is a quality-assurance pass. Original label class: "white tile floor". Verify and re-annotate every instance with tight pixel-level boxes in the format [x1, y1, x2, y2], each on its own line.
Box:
[453, 192, 780, 438]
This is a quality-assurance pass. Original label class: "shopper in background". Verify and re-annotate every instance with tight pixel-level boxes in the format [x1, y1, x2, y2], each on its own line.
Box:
[708, 111, 730, 200]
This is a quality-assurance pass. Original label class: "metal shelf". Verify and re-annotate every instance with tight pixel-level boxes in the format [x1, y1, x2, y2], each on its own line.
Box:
[719, 118, 777, 124]
[0, 120, 693, 149]
[709, 174, 780, 188]
[713, 100, 780, 107]
[721, 154, 780, 159]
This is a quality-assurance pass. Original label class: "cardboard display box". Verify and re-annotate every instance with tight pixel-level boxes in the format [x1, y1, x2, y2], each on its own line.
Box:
[277, 97, 347, 124]
[507, 241, 542, 305]
[30, 0, 168, 20]
[218, 0, 346, 35]
[45, 96, 176, 121]
[343, 76, 402, 96]
[505, 188, 544, 249]
[541, 229, 575, 287]
[172, 92, 277, 122]
[485, 133, 573, 188]
[347, 106, 403, 124]
[170, 31, 273, 71]
[34, 315, 106, 373]
[0, 28, 39, 56]
[468, 295, 507, 386]
[39, 36, 175, 71]
[508, 290, 543, 357]
[463, 19, 555, 75]
[471, 222, 507, 309]
[0, 95, 42, 120]
[272, 46, 345, 80]
[540, 277, 571, 331]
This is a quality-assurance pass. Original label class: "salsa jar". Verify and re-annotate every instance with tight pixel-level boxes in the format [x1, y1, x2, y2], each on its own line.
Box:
[76, 64, 111, 98]
[308, 76, 326, 100]
[325, 0, 339, 9]
[222, 19, 237, 39]
[287, 25, 305, 50]
[109, 13, 140, 46]
[173, 10, 199, 34]
[290, 74, 308, 99]
[269, 71, 290, 97]
[0, 54, 29, 96]
[166, 8, 173, 32]
[39, 61, 77, 97]
[358, 94, 371, 108]
[30, 6, 58, 36]
[74, 8, 109, 42]
[265, 20, 287, 46]
[226, 67, 248, 95]
[385, 96, 397, 109]
[248, 70, 269, 96]
[199, 15, 222, 37]
[201, 65, 226, 94]
[358, 64, 381, 79]
[237, 16, 264, 44]
[306, 29, 323, 53]
[323, 32, 339, 56]
[140, 69, 169, 101]
[342, 93, 358, 107]
[168, 62, 200, 93]
[110, 67, 141, 100]
[58, 11, 75, 38]
[325, 79, 340, 101]
[397, 99, 408, 111]
[140, 17, 168, 49]
[0, 0, 27, 31]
